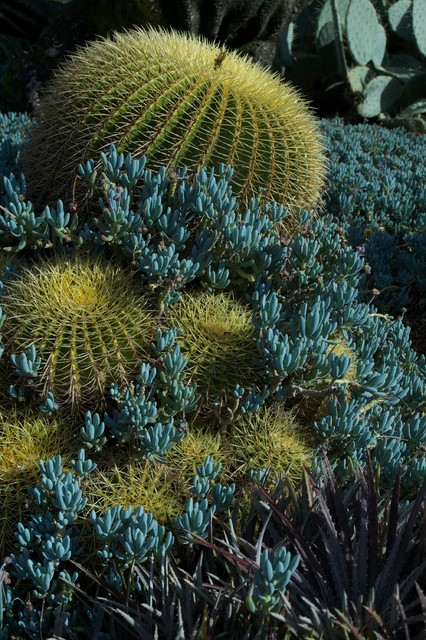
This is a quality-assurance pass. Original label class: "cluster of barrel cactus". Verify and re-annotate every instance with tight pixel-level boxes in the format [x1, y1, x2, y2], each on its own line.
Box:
[0, 25, 425, 639]
[2, 140, 425, 492]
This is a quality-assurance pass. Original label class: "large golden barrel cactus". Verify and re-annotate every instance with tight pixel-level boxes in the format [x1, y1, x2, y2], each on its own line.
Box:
[22, 27, 326, 217]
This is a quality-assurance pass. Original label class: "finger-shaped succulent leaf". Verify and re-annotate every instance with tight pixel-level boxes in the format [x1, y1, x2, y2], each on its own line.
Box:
[1, 253, 155, 414]
[22, 27, 326, 221]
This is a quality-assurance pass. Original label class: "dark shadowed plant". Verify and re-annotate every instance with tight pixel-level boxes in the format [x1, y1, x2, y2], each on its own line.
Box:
[255, 455, 426, 639]
[63, 454, 426, 639]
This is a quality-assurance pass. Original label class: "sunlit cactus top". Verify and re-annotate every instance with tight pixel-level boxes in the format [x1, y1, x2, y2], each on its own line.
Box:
[22, 27, 327, 221]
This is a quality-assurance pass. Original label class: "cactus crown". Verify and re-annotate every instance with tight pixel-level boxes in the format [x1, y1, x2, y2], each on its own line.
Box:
[22, 27, 326, 220]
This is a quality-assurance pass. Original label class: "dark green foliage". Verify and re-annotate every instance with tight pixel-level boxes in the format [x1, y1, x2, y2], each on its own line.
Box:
[0, 1, 64, 112]
[171, 457, 426, 639]
[17, 456, 423, 639]
[321, 117, 426, 326]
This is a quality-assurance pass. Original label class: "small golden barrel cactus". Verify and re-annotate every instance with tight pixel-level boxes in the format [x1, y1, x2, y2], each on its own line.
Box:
[83, 453, 181, 524]
[0, 253, 155, 414]
[164, 289, 261, 409]
[22, 27, 326, 219]
[0, 410, 77, 553]
[230, 403, 314, 484]
[166, 422, 233, 494]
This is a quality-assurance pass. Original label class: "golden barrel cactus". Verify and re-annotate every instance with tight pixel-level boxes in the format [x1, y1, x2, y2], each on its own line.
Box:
[22, 27, 326, 219]
[0, 253, 155, 415]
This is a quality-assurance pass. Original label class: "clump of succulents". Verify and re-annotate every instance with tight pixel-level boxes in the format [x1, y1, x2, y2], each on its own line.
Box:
[0, 92, 424, 637]
[0, 111, 31, 176]
[321, 117, 426, 319]
[21, 27, 327, 220]
[1, 137, 425, 494]
[175, 457, 426, 640]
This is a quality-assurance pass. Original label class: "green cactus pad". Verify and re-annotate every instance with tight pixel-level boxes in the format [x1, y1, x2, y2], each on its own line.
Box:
[164, 290, 260, 408]
[358, 75, 404, 117]
[1, 254, 155, 414]
[388, 0, 413, 41]
[346, 0, 384, 65]
[22, 27, 326, 219]
[413, 0, 426, 56]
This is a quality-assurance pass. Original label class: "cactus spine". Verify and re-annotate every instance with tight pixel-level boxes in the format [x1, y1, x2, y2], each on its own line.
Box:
[22, 27, 326, 218]
[164, 290, 260, 408]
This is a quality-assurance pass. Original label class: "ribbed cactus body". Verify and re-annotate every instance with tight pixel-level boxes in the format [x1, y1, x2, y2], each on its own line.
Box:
[231, 403, 314, 484]
[84, 454, 180, 524]
[164, 290, 260, 407]
[22, 28, 326, 217]
[1, 255, 155, 414]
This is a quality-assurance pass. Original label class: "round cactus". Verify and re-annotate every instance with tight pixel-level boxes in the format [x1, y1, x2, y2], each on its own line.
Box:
[83, 453, 181, 524]
[164, 289, 260, 408]
[0, 409, 77, 554]
[230, 403, 314, 484]
[166, 422, 233, 493]
[0, 253, 155, 414]
[22, 27, 326, 219]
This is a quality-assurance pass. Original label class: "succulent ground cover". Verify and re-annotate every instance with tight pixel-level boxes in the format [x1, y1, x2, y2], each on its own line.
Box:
[0, 33, 425, 637]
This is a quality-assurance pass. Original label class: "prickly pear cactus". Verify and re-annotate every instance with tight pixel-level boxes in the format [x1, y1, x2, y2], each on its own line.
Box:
[0, 254, 155, 414]
[21, 27, 326, 220]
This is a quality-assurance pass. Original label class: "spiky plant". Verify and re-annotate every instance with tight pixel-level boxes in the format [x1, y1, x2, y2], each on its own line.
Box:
[83, 453, 181, 524]
[230, 403, 314, 485]
[0, 253, 155, 414]
[0, 409, 77, 554]
[164, 289, 260, 411]
[166, 421, 233, 494]
[21, 27, 326, 220]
